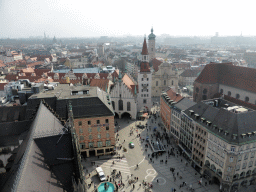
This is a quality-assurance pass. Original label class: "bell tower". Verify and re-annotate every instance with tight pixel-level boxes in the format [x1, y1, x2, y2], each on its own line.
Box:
[148, 27, 156, 61]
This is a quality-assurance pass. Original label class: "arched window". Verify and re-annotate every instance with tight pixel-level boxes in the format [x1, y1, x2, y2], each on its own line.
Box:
[228, 91, 231, 96]
[245, 96, 249, 102]
[172, 80, 174, 85]
[127, 102, 131, 111]
[164, 80, 166, 85]
[156, 81, 158, 86]
[236, 94, 240, 99]
[119, 100, 123, 111]
[203, 89, 207, 94]
[112, 101, 115, 110]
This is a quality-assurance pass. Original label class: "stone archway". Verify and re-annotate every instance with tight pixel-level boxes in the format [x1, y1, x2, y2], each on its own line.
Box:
[212, 176, 220, 185]
[121, 112, 131, 119]
[114, 112, 119, 119]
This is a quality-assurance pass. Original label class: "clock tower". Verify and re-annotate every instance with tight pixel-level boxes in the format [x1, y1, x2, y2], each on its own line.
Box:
[137, 37, 152, 113]
[148, 27, 156, 61]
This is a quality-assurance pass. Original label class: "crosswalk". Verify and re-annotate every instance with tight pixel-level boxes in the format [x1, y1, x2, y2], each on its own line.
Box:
[92, 158, 131, 175]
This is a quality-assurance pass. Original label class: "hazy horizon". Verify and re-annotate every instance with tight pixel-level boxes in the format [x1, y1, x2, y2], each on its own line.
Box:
[0, 0, 255, 38]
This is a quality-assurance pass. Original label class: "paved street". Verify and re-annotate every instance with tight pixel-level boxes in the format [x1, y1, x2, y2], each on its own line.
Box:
[81, 103, 221, 192]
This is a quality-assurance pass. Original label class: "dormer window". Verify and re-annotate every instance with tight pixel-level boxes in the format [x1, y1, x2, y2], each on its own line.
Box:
[248, 133, 252, 138]
[189, 110, 194, 116]
[233, 134, 237, 140]
[194, 114, 200, 119]
[219, 128, 223, 133]
[206, 121, 212, 126]
[224, 131, 229, 136]
[241, 134, 246, 138]
[213, 125, 217, 130]
[201, 117, 206, 123]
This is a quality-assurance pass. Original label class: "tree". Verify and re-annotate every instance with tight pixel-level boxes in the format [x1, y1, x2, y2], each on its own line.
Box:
[113, 58, 126, 72]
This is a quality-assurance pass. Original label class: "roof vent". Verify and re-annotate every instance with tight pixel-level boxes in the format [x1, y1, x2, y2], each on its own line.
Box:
[224, 104, 229, 108]
[195, 114, 200, 119]
[201, 117, 206, 123]
[189, 110, 194, 116]
[206, 120, 212, 126]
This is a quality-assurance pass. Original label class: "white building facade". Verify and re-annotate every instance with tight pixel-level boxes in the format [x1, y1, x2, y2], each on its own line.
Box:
[137, 38, 152, 112]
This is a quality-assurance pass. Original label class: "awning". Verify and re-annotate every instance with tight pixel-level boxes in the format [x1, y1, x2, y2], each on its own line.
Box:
[140, 113, 148, 117]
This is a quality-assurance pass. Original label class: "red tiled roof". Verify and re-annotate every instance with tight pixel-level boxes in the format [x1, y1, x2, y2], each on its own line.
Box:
[0, 83, 7, 91]
[34, 68, 51, 77]
[140, 62, 150, 72]
[112, 70, 119, 79]
[99, 73, 108, 79]
[130, 85, 138, 95]
[141, 38, 148, 55]
[26, 61, 43, 67]
[195, 62, 256, 93]
[152, 58, 162, 72]
[5, 74, 18, 81]
[166, 88, 183, 102]
[21, 68, 34, 73]
[90, 79, 109, 91]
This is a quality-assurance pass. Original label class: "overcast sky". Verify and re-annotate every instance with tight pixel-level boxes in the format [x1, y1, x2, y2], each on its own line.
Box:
[0, 0, 255, 38]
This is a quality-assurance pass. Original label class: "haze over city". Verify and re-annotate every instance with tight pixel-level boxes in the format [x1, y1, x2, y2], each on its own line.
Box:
[1, 0, 256, 38]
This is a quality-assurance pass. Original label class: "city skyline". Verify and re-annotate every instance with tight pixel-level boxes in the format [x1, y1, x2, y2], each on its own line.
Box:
[1, 0, 255, 38]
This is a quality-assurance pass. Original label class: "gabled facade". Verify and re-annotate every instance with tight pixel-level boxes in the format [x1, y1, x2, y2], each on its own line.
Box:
[110, 73, 137, 119]
[152, 61, 178, 97]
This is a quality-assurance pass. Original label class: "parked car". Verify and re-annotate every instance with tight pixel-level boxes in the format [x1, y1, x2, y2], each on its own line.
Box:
[137, 124, 145, 129]
[129, 142, 135, 148]
[96, 167, 106, 181]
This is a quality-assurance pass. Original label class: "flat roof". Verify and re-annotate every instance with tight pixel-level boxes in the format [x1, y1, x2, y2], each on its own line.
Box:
[29, 84, 99, 100]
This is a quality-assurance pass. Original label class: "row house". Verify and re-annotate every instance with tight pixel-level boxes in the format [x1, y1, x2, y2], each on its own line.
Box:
[184, 98, 256, 192]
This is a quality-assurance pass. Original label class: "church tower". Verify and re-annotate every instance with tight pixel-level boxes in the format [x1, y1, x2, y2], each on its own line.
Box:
[137, 38, 152, 113]
[148, 27, 156, 61]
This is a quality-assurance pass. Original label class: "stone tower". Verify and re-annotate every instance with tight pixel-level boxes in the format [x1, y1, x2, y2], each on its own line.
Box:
[137, 38, 152, 112]
[148, 27, 156, 61]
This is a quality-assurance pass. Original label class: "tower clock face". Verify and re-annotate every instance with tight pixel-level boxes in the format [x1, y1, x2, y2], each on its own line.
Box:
[143, 74, 147, 78]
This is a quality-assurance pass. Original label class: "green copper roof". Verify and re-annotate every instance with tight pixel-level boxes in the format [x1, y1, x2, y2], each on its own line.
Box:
[148, 28, 156, 40]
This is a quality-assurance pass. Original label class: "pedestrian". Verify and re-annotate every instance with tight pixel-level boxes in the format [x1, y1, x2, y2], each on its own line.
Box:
[157, 179, 159, 183]
[133, 184, 135, 189]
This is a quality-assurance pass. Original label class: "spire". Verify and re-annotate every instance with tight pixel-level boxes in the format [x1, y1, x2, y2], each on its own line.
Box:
[118, 72, 122, 83]
[151, 27, 153, 33]
[124, 64, 127, 73]
[141, 37, 148, 55]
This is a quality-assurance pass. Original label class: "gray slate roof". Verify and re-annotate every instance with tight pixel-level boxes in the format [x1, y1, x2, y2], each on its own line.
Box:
[174, 97, 196, 111]
[1, 103, 75, 192]
[27, 84, 114, 119]
[184, 100, 256, 144]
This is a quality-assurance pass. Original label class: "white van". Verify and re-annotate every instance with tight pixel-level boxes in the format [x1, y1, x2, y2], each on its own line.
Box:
[96, 167, 106, 181]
